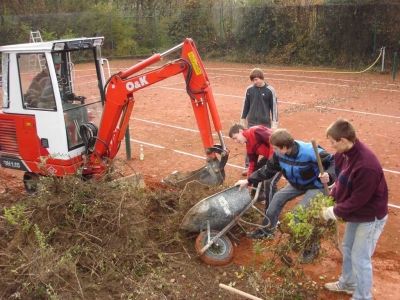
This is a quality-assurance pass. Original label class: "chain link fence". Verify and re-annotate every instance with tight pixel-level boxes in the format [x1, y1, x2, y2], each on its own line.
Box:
[0, 4, 399, 71]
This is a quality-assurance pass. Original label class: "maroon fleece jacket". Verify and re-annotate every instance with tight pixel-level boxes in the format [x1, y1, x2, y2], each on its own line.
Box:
[331, 139, 388, 222]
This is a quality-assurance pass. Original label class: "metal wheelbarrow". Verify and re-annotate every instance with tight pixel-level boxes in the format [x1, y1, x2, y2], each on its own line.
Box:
[180, 182, 270, 266]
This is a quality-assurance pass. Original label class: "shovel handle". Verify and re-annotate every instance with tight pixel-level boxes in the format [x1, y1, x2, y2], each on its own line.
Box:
[311, 139, 343, 256]
[311, 139, 330, 196]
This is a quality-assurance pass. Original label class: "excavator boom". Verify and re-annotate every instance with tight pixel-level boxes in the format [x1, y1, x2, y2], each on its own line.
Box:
[85, 38, 229, 186]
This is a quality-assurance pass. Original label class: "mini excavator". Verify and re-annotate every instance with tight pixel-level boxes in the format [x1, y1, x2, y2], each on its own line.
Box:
[0, 37, 229, 192]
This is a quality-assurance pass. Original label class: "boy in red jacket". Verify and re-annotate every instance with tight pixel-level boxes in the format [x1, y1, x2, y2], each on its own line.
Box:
[229, 123, 282, 207]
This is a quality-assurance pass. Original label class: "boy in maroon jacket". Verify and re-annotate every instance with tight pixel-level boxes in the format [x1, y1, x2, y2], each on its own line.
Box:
[319, 118, 388, 300]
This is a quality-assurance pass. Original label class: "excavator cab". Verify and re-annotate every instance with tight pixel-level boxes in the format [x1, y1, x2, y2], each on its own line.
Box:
[0, 38, 105, 190]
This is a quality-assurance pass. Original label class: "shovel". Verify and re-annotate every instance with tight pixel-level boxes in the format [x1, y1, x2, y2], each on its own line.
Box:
[311, 138, 343, 256]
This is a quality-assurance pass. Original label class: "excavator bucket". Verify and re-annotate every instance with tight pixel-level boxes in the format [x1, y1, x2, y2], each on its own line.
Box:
[162, 159, 224, 188]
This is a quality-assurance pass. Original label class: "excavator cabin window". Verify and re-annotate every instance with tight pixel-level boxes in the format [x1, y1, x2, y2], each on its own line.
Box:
[18, 53, 57, 110]
[1, 53, 9, 108]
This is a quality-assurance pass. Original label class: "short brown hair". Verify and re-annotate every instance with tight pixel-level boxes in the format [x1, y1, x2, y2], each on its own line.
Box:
[249, 68, 264, 81]
[270, 129, 294, 148]
[326, 118, 356, 142]
[229, 123, 245, 138]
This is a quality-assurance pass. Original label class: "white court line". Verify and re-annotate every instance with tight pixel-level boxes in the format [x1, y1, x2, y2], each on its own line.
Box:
[212, 73, 351, 87]
[220, 71, 360, 83]
[129, 139, 165, 149]
[375, 88, 400, 92]
[130, 117, 229, 139]
[313, 106, 400, 119]
[154, 87, 400, 120]
[131, 118, 199, 133]
[207, 68, 400, 89]
[383, 168, 400, 175]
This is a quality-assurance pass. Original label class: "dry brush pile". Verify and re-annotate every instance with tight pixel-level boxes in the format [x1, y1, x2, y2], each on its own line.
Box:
[0, 171, 200, 299]
[0, 168, 338, 300]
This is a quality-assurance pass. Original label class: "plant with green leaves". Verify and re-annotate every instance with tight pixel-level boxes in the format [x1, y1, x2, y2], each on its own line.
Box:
[280, 192, 337, 261]
[4, 204, 31, 232]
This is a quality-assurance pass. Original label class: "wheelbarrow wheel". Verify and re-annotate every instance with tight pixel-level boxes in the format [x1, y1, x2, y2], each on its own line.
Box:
[195, 230, 234, 266]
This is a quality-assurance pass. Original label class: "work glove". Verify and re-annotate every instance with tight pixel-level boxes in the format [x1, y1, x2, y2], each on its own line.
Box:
[271, 121, 279, 130]
[319, 206, 337, 221]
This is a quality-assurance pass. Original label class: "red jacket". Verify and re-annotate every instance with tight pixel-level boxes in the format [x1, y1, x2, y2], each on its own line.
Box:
[243, 126, 274, 177]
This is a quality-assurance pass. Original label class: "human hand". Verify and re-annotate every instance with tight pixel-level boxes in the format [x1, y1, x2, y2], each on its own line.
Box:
[319, 206, 337, 221]
[234, 179, 249, 191]
[319, 172, 330, 184]
[271, 121, 279, 130]
[240, 118, 246, 126]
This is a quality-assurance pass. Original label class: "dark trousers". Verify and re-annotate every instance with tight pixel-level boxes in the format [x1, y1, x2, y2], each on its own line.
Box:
[251, 157, 282, 210]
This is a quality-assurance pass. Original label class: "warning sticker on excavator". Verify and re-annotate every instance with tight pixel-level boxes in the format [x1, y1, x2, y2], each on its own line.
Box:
[188, 52, 202, 76]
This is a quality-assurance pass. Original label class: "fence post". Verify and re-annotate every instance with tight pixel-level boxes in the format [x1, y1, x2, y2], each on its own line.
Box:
[373, 9, 378, 55]
[125, 125, 132, 160]
[393, 52, 398, 81]
[181, 9, 184, 38]
[32, 15, 36, 34]
[110, 12, 114, 57]
[263, 7, 266, 64]
[153, 10, 157, 52]
[314, 5, 318, 62]
[74, 13, 77, 36]
[219, 7, 222, 58]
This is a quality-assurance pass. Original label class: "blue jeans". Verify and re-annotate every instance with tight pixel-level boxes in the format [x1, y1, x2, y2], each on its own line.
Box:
[338, 215, 388, 300]
[261, 183, 325, 229]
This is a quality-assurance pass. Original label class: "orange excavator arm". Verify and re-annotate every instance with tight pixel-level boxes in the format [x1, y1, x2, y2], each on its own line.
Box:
[87, 38, 229, 186]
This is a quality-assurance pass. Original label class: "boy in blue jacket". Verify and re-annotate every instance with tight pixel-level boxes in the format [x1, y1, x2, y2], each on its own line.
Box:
[235, 128, 335, 263]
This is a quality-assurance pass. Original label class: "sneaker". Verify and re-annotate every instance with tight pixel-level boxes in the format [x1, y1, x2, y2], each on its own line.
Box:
[248, 228, 275, 240]
[324, 281, 355, 295]
[299, 243, 320, 264]
[241, 168, 248, 176]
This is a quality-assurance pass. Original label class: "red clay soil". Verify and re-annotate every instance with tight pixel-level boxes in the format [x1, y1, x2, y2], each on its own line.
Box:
[1, 60, 400, 299]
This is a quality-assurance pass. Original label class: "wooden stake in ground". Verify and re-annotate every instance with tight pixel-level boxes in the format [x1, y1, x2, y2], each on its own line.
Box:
[219, 283, 263, 300]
